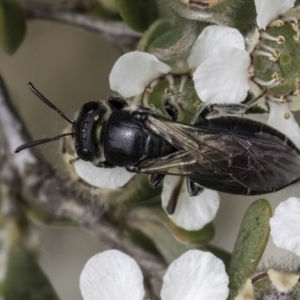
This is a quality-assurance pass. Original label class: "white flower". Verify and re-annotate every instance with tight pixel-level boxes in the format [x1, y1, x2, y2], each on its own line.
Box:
[73, 160, 135, 189]
[162, 176, 220, 231]
[255, 0, 295, 29]
[80, 249, 229, 300]
[109, 51, 171, 98]
[80, 250, 144, 300]
[270, 197, 300, 256]
[267, 101, 300, 148]
[187, 25, 250, 104]
[109, 26, 250, 104]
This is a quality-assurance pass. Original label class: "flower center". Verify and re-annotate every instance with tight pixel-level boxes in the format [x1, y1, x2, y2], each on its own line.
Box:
[140, 74, 201, 124]
[251, 18, 300, 99]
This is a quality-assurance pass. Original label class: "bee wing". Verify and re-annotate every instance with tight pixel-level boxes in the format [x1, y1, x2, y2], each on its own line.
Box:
[142, 115, 300, 195]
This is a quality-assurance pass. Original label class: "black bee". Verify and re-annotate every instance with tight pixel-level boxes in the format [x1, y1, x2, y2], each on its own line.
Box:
[16, 83, 300, 199]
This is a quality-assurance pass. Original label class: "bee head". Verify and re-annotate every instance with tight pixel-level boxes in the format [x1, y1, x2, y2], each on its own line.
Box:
[72, 101, 110, 162]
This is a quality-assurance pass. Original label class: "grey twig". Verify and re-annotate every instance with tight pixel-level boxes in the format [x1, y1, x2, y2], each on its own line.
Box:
[23, 1, 141, 52]
[0, 75, 166, 280]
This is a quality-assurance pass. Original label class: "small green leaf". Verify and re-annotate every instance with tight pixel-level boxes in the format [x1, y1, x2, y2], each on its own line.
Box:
[228, 199, 272, 292]
[127, 207, 215, 263]
[231, 0, 257, 36]
[166, 221, 215, 245]
[127, 207, 189, 263]
[88, 1, 121, 21]
[126, 227, 160, 256]
[0, 0, 26, 54]
[100, 0, 119, 12]
[149, 208, 215, 245]
[115, 0, 158, 32]
[4, 244, 60, 300]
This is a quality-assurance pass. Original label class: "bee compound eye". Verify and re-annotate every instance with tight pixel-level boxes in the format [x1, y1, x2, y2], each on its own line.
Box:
[76, 147, 92, 161]
[81, 102, 99, 115]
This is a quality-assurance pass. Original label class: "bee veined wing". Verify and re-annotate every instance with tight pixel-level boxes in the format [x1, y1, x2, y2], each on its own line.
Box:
[142, 115, 300, 195]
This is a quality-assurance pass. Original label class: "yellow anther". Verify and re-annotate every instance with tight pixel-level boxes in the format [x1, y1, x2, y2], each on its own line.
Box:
[146, 87, 153, 93]
[271, 72, 285, 84]
[277, 36, 285, 44]
[294, 89, 300, 96]
[269, 49, 280, 62]
[292, 23, 299, 32]
[284, 112, 291, 119]
[272, 72, 280, 80]
[293, 36, 300, 43]
[276, 20, 285, 27]
[269, 57, 277, 62]
[280, 96, 286, 103]
[165, 88, 172, 96]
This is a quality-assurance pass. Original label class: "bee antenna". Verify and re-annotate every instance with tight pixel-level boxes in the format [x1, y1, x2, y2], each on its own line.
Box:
[28, 82, 74, 125]
[15, 133, 73, 153]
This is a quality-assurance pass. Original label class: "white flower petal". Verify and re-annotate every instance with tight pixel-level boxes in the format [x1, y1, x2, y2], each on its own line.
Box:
[188, 25, 245, 70]
[193, 47, 250, 103]
[109, 51, 171, 97]
[74, 160, 135, 189]
[255, 0, 295, 29]
[270, 197, 300, 256]
[161, 250, 229, 300]
[267, 101, 300, 148]
[162, 176, 220, 231]
[80, 250, 144, 300]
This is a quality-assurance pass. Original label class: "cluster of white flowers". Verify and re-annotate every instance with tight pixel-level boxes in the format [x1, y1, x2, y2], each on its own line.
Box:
[75, 0, 300, 232]
[79, 196, 300, 300]
[80, 249, 229, 300]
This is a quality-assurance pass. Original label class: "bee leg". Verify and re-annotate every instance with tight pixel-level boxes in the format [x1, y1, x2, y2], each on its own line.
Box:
[186, 178, 203, 196]
[163, 99, 178, 121]
[130, 107, 162, 121]
[95, 161, 115, 168]
[107, 96, 128, 110]
[195, 103, 246, 123]
[196, 91, 267, 122]
[148, 174, 165, 188]
[125, 165, 141, 173]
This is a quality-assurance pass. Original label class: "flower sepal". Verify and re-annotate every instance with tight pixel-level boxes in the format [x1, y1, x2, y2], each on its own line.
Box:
[127, 207, 215, 263]
[139, 20, 202, 73]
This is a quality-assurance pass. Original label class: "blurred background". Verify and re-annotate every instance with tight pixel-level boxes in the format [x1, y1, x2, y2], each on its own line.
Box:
[0, 20, 299, 300]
